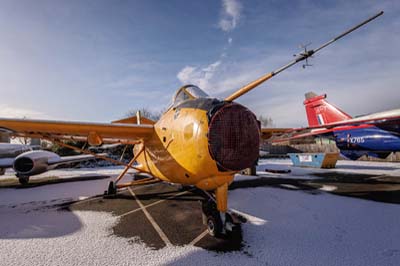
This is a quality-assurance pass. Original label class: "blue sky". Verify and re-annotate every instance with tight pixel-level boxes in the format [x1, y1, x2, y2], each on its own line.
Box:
[0, 0, 399, 127]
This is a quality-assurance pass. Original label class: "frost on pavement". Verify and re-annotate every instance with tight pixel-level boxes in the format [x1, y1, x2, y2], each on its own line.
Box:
[0, 211, 253, 266]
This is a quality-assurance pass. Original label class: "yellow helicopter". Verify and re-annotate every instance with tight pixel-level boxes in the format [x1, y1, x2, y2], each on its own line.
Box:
[0, 11, 383, 237]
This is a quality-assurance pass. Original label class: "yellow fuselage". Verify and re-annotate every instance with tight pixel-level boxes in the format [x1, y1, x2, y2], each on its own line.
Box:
[135, 105, 234, 191]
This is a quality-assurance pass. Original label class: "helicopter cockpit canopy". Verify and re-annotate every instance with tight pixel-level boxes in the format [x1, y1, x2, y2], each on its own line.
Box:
[170, 85, 209, 108]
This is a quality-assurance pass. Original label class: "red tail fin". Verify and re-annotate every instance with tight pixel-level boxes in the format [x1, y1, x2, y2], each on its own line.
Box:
[304, 92, 352, 127]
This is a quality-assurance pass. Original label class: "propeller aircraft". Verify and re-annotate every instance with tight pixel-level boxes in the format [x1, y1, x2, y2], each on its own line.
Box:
[0, 11, 383, 237]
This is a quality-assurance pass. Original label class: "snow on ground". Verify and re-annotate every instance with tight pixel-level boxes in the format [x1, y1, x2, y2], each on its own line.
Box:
[228, 187, 400, 266]
[1, 210, 265, 266]
[0, 166, 135, 206]
[1, 160, 400, 265]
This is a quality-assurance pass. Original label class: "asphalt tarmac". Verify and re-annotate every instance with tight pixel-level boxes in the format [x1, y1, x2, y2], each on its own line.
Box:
[68, 170, 400, 252]
[70, 182, 244, 252]
[2, 161, 400, 266]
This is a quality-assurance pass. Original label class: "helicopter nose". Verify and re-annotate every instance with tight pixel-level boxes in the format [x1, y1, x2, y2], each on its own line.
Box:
[208, 102, 260, 171]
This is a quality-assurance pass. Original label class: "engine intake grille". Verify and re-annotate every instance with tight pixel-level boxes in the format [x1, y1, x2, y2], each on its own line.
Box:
[208, 103, 260, 171]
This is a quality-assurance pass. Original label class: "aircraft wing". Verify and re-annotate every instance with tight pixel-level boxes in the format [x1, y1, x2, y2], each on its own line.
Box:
[260, 127, 326, 142]
[305, 110, 400, 130]
[0, 118, 154, 145]
[271, 113, 400, 143]
[0, 158, 14, 169]
[48, 154, 104, 166]
[270, 128, 335, 143]
[260, 128, 291, 139]
[0, 153, 99, 175]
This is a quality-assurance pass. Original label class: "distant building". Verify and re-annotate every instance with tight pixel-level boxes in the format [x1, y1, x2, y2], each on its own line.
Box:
[30, 138, 41, 146]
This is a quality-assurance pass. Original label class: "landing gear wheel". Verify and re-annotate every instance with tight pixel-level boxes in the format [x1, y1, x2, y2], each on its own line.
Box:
[206, 215, 223, 237]
[202, 199, 224, 237]
[18, 176, 30, 185]
[201, 198, 245, 239]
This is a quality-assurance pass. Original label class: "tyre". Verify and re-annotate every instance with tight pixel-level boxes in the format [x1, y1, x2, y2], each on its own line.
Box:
[206, 215, 223, 237]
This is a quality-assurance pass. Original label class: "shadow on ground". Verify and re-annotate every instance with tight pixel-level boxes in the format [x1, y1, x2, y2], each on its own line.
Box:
[0, 200, 83, 239]
[233, 172, 400, 204]
[70, 183, 245, 252]
[0, 175, 110, 188]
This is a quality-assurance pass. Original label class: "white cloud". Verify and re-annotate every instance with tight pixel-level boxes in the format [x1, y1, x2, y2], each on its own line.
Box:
[177, 61, 222, 91]
[176, 3, 400, 127]
[0, 105, 51, 119]
[181, 21, 400, 128]
[175, 2, 241, 94]
[219, 0, 242, 32]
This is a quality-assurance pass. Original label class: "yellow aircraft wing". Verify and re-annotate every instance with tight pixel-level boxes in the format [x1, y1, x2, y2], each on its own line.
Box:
[0, 118, 154, 145]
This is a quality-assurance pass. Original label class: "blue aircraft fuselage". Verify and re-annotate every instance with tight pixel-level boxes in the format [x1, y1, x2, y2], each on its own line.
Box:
[333, 125, 400, 160]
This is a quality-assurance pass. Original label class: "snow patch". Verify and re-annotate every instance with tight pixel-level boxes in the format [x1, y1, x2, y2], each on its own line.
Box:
[320, 185, 338, 192]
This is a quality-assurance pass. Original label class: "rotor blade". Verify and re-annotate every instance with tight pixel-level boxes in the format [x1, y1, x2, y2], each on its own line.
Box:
[224, 11, 384, 102]
[314, 11, 383, 54]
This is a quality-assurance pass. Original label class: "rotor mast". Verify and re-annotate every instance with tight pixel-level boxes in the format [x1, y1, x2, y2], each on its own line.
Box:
[224, 11, 384, 102]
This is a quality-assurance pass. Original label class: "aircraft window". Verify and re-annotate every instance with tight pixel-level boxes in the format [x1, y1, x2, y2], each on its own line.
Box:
[174, 89, 191, 105]
[185, 85, 209, 99]
[170, 85, 209, 108]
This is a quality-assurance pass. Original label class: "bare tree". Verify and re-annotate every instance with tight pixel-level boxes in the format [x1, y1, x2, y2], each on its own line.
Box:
[125, 107, 163, 121]
[15, 136, 30, 145]
[258, 115, 275, 127]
